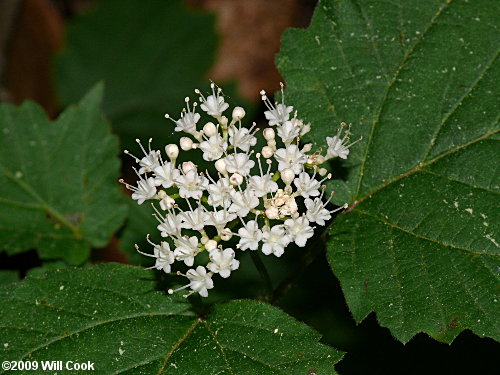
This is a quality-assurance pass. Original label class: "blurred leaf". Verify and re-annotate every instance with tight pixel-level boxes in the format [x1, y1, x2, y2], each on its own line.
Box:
[0, 84, 127, 264]
[277, 0, 499, 343]
[26, 260, 70, 278]
[119, 200, 157, 265]
[0, 270, 18, 286]
[55, 0, 219, 148]
[0, 263, 343, 374]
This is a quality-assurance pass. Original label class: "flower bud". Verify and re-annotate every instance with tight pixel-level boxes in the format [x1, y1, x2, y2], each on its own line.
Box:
[180, 137, 194, 151]
[302, 143, 313, 153]
[215, 158, 227, 174]
[220, 228, 233, 241]
[318, 167, 328, 176]
[159, 195, 175, 210]
[281, 168, 295, 185]
[165, 144, 179, 160]
[263, 128, 275, 141]
[205, 239, 218, 251]
[261, 146, 274, 158]
[182, 161, 196, 173]
[203, 122, 217, 137]
[232, 106, 246, 121]
[219, 116, 228, 127]
[265, 207, 280, 220]
[229, 173, 244, 186]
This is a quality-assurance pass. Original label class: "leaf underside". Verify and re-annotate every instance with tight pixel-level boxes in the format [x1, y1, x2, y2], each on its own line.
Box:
[277, 0, 499, 343]
[0, 85, 127, 264]
[0, 263, 343, 375]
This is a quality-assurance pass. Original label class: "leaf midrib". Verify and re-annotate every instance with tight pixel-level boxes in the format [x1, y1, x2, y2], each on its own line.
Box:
[353, 127, 499, 206]
[354, 208, 499, 257]
[354, 0, 452, 199]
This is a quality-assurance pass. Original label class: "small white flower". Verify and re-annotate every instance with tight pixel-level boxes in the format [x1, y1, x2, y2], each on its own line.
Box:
[207, 248, 240, 278]
[284, 216, 314, 247]
[157, 212, 182, 237]
[197, 84, 229, 117]
[135, 237, 175, 274]
[186, 266, 214, 297]
[229, 124, 257, 152]
[130, 176, 157, 205]
[179, 207, 208, 231]
[277, 120, 300, 144]
[264, 103, 294, 126]
[225, 153, 255, 176]
[125, 139, 160, 174]
[274, 144, 307, 174]
[152, 241, 175, 273]
[304, 197, 331, 225]
[326, 135, 350, 159]
[326, 123, 362, 160]
[159, 195, 175, 210]
[172, 99, 201, 135]
[238, 220, 262, 250]
[207, 208, 237, 231]
[153, 162, 180, 188]
[176, 169, 209, 199]
[294, 172, 321, 198]
[248, 174, 278, 197]
[228, 189, 259, 217]
[174, 236, 199, 267]
[262, 226, 291, 257]
[199, 134, 227, 161]
[207, 177, 234, 207]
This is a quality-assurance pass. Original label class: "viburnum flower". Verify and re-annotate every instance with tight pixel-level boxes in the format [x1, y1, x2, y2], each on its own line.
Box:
[122, 82, 361, 297]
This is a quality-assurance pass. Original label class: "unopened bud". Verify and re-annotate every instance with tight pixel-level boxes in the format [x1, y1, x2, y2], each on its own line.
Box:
[165, 144, 179, 160]
[182, 161, 196, 173]
[232, 106, 246, 121]
[263, 128, 275, 141]
[261, 146, 274, 158]
[203, 122, 217, 137]
[229, 173, 244, 186]
[318, 167, 328, 176]
[159, 195, 175, 210]
[215, 158, 227, 174]
[219, 116, 228, 127]
[265, 207, 280, 220]
[281, 168, 295, 185]
[205, 239, 218, 251]
[220, 228, 233, 241]
[180, 137, 193, 151]
[302, 143, 313, 153]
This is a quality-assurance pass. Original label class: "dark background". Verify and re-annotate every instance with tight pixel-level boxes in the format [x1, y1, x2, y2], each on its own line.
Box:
[0, 0, 497, 374]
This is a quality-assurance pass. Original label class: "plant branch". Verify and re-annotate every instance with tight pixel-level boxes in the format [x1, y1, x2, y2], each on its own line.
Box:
[250, 251, 273, 300]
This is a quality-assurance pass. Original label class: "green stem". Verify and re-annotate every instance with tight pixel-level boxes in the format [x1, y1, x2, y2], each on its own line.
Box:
[250, 251, 273, 300]
[271, 229, 328, 303]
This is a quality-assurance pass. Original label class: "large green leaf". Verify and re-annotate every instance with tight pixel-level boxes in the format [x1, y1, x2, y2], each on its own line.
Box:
[277, 0, 499, 342]
[0, 85, 127, 264]
[0, 263, 343, 374]
[55, 0, 218, 145]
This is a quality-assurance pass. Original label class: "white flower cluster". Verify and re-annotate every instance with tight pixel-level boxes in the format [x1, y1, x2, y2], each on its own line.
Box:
[121, 83, 360, 298]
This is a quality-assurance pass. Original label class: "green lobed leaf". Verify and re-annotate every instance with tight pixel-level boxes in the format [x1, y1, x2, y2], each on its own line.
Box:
[277, 0, 499, 342]
[0, 84, 127, 264]
[0, 263, 343, 374]
[55, 0, 218, 147]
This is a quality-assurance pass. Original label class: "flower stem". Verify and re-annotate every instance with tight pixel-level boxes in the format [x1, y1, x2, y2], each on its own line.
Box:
[250, 251, 273, 300]
[271, 229, 327, 303]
